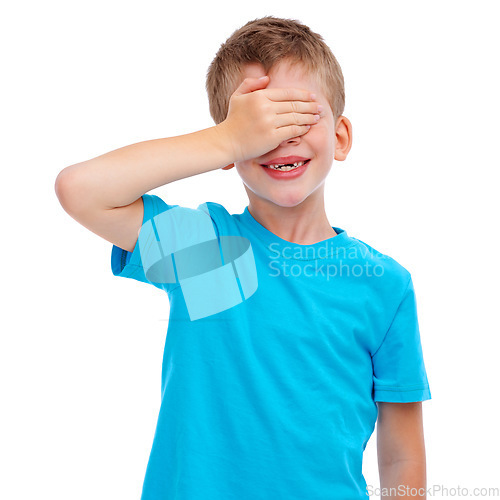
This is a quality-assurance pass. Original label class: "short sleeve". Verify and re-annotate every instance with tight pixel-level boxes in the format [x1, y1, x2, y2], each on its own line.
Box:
[111, 194, 221, 295]
[371, 276, 431, 403]
[111, 194, 178, 292]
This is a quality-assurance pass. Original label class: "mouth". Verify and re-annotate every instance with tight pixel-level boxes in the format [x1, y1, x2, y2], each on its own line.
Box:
[261, 159, 311, 171]
[260, 159, 311, 179]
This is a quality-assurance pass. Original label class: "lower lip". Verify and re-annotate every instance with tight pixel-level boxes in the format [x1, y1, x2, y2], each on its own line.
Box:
[261, 160, 310, 179]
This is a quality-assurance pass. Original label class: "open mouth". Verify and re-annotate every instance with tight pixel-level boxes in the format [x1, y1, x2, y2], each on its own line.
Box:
[261, 159, 311, 171]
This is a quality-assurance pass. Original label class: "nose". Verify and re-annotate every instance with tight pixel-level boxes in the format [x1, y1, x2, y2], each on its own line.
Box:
[279, 135, 302, 147]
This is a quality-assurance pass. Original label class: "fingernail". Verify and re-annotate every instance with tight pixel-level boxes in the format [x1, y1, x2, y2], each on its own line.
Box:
[317, 105, 324, 113]
[310, 93, 317, 100]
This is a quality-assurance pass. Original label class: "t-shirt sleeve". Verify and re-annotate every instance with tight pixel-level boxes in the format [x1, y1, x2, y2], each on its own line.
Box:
[111, 194, 179, 292]
[111, 194, 221, 295]
[371, 275, 431, 403]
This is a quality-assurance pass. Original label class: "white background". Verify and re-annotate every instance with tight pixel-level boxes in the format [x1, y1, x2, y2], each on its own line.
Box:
[2, 1, 499, 499]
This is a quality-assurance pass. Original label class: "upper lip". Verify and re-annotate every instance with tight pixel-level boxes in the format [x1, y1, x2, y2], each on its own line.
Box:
[261, 156, 310, 166]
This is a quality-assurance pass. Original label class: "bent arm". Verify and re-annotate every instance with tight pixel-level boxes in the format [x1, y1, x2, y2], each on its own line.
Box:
[54, 125, 232, 212]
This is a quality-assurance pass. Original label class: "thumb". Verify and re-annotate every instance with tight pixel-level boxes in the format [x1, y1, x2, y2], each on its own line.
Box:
[233, 75, 269, 97]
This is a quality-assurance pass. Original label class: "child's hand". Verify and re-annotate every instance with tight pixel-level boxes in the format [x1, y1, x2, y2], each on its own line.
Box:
[216, 76, 320, 163]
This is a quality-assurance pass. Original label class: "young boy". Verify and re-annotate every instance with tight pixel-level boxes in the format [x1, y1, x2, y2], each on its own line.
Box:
[55, 16, 431, 500]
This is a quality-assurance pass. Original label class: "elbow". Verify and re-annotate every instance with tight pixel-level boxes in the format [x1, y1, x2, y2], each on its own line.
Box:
[54, 167, 75, 212]
[54, 164, 89, 214]
[54, 168, 68, 201]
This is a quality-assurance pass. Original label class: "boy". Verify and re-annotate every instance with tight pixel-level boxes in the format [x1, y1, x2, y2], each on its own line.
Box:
[55, 16, 431, 500]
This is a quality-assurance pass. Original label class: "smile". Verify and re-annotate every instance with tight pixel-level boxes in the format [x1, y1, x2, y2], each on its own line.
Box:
[260, 159, 311, 179]
[263, 160, 309, 171]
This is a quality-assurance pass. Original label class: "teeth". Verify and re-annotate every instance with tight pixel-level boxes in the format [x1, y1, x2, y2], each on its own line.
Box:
[266, 161, 306, 171]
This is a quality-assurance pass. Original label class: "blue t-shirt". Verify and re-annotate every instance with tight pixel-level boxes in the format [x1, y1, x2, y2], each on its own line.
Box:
[111, 194, 431, 500]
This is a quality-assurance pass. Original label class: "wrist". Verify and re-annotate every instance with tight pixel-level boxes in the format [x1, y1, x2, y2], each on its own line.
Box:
[212, 120, 241, 165]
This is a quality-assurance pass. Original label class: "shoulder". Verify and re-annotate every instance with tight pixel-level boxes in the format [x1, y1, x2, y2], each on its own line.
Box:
[197, 201, 246, 236]
[141, 193, 178, 219]
[141, 196, 242, 240]
[346, 234, 412, 295]
[198, 201, 231, 220]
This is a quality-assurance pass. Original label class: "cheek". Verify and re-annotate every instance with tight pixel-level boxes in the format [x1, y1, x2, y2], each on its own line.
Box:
[307, 122, 334, 151]
[235, 160, 252, 169]
[235, 161, 257, 179]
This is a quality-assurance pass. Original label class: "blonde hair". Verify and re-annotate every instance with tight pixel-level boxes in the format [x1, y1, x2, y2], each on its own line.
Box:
[206, 16, 345, 125]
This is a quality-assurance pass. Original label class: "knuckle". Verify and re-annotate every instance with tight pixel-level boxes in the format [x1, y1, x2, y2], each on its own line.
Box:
[260, 111, 273, 126]
[262, 100, 272, 112]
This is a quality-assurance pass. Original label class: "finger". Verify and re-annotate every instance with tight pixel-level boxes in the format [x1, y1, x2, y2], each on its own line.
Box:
[276, 124, 312, 142]
[264, 87, 316, 103]
[275, 112, 320, 129]
[274, 100, 322, 115]
[233, 76, 269, 97]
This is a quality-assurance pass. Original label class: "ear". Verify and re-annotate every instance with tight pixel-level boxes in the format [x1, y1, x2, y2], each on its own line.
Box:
[222, 163, 235, 170]
[334, 116, 353, 161]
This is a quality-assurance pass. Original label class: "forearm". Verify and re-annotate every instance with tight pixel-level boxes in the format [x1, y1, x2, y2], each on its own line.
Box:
[379, 459, 427, 499]
[56, 125, 231, 211]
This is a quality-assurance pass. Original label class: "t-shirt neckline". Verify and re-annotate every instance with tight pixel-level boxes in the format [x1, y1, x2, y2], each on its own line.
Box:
[241, 206, 356, 260]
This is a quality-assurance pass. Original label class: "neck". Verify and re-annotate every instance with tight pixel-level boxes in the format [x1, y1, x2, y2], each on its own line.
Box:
[247, 197, 337, 245]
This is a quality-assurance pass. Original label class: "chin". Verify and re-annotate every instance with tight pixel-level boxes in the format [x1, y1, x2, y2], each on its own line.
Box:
[265, 191, 311, 208]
